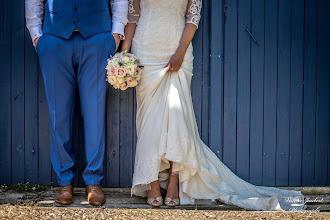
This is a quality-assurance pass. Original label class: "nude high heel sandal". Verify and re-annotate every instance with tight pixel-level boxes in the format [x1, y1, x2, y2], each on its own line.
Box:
[165, 172, 180, 207]
[164, 197, 180, 207]
[147, 196, 163, 207]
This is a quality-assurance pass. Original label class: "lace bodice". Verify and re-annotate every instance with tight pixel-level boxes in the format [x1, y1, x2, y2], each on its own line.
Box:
[128, 0, 202, 28]
[128, 0, 202, 63]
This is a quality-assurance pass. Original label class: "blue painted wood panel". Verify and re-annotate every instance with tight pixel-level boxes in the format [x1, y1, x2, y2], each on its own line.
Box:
[237, 0, 251, 182]
[315, 0, 330, 186]
[223, 0, 238, 173]
[263, 0, 278, 186]
[302, 0, 318, 186]
[11, 0, 25, 184]
[289, 0, 304, 187]
[250, 0, 264, 186]
[0, 0, 329, 187]
[276, 0, 291, 186]
[209, 0, 224, 161]
[0, 0, 12, 185]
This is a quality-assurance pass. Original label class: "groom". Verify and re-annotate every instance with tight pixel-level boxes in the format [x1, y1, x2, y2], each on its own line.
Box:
[26, 0, 128, 205]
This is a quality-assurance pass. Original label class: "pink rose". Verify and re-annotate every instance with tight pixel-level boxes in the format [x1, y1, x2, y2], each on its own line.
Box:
[115, 68, 126, 78]
[127, 79, 138, 87]
[107, 68, 115, 76]
[114, 53, 122, 59]
[126, 76, 133, 84]
[135, 67, 142, 75]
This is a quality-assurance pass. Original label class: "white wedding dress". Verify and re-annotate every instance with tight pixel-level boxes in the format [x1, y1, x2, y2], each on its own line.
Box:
[128, 0, 307, 211]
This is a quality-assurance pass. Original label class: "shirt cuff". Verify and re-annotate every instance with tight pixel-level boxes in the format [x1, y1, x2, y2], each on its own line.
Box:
[111, 22, 125, 40]
[29, 26, 43, 46]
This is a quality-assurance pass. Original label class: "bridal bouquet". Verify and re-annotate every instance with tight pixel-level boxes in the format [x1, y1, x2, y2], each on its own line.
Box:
[105, 50, 143, 90]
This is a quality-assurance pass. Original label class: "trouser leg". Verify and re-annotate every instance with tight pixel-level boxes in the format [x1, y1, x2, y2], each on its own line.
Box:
[37, 34, 76, 186]
[74, 32, 116, 185]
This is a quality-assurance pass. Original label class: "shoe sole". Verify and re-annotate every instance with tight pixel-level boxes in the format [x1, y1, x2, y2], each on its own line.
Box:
[88, 199, 106, 206]
[55, 199, 73, 205]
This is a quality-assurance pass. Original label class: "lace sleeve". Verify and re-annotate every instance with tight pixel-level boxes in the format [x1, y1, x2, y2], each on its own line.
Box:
[185, 0, 202, 29]
[128, 0, 140, 24]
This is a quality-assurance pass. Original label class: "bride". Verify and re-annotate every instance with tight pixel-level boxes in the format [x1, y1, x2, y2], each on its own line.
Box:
[121, 0, 306, 211]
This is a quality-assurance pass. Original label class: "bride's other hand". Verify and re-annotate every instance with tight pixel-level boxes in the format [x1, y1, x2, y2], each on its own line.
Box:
[122, 23, 137, 52]
[165, 52, 185, 72]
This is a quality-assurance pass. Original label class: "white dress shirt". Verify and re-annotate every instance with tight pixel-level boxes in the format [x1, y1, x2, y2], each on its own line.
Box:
[25, 0, 128, 45]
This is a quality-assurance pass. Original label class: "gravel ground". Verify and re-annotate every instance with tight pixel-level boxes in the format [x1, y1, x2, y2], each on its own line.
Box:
[0, 205, 329, 220]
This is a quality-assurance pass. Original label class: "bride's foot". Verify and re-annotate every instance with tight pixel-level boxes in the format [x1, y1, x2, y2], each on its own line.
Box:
[165, 173, 180, 207]
[147, 180, 163, 207]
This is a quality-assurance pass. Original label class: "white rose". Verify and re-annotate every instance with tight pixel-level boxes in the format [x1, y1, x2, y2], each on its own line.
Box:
[117, 77, 126, 84]
[125, 65, 135, 76]
[107, 75, 117, 85]
[122, 57, 130, 64]
[112, 63, 120, 69]
[113, 82, 120, 89]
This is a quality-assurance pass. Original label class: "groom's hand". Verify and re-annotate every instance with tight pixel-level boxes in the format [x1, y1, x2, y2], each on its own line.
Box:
[112, 33, 121, 51]
[34, 37, 40, 49]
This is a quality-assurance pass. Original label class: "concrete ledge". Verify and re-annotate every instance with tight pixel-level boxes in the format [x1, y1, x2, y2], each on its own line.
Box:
[1, 187, 330, 211]
[277, 187, 330, 195]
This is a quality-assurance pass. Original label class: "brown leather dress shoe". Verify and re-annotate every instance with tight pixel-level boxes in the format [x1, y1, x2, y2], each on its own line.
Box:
[55, 184, 73, 205]
[86, 185, 105, 206]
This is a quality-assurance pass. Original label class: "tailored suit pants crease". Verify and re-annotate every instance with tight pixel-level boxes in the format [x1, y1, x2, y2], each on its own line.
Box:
[37, 32, 116, 186]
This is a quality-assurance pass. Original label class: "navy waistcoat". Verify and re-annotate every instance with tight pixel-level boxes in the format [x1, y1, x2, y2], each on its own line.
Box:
[43, 0, 112, 39]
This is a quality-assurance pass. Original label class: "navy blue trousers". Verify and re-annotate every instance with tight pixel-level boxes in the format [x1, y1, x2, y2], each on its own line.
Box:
[37, 31, 116, 186]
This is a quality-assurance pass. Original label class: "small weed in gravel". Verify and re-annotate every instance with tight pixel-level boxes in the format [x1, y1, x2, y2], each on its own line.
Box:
[1, 183, 49, 193]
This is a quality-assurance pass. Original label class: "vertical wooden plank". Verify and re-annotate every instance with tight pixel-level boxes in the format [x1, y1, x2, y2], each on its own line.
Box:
[289, 0, 304, 187]
[201, 0, 210, 145]
[25, 23, 39, 183]
[302, 0, 317, 186]
[315, 0, 330, 186]
[223, 0, 237, 172]
[236, 0, 251, 181]
[119, 90, 134, 187]
[263, 0, 278, 186]
[191, 5, 204, 136]
[0, 0, 12, 184]
[106, 88, 120, 187]
[209, 0, 224, 160]
[11, 0, 25, 184]
[249, 0, 264, 185]
[38, 70, 52, 185]
[276, 0, 291, 186]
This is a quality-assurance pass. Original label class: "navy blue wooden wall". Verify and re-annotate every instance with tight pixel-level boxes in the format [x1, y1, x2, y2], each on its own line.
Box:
[0, 0, 329, 187]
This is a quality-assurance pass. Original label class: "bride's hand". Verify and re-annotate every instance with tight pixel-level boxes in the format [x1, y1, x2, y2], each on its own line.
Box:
[164, 52, 184, 72]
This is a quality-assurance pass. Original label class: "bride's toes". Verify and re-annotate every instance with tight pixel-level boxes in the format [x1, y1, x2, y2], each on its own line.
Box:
[147, 196, 163, 207]
[152, 200, 161, 206]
